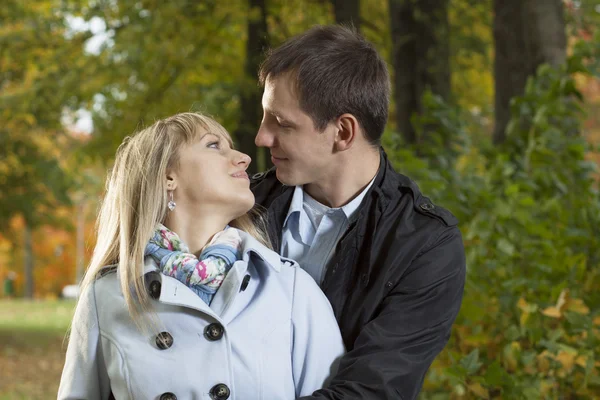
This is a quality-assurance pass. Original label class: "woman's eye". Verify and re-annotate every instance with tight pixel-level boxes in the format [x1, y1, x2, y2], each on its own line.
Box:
[207, 141, 220, 149]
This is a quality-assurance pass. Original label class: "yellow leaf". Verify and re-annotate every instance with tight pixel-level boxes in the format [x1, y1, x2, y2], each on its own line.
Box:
[520, 311, 530, 326]
[593, 316, 600, 326]
[537, 350, 552, 373]
[468, 382, 490, 399]
[517, 297, 529, 311]
[503, 342, 521, 371]
[566, 298, 590, 315]
[576, 355, 588, 368]
[542, 306, 562, 318]
[556, 351, 575, 372]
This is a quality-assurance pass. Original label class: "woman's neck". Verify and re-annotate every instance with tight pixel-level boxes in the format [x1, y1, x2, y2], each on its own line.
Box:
[163, 210, 229, 256]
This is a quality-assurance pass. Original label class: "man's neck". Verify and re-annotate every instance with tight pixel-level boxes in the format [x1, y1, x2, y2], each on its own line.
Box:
[304, 146, 380, 208]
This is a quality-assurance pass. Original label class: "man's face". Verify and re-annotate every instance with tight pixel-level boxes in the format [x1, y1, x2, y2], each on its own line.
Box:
[255, 74, 336, 186]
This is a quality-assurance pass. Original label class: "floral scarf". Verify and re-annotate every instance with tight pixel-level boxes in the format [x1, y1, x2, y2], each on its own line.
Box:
[144, 224, 242, 304]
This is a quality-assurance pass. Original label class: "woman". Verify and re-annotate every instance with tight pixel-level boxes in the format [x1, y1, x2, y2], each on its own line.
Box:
[58, 113, 345, 400]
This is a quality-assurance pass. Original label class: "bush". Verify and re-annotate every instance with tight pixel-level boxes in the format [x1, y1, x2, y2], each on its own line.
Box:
[383, 34, 600, 399]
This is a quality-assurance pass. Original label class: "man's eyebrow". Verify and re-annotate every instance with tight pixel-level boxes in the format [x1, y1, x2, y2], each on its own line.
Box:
[269, 110, 296, 125]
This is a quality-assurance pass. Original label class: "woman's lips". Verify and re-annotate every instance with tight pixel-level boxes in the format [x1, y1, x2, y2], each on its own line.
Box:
[231, 171, 249, 180]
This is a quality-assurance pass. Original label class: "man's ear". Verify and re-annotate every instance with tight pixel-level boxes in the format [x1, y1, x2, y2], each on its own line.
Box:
[334, 113, 360, 152]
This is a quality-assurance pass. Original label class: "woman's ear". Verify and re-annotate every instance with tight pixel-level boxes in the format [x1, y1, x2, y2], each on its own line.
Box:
[166, 174, 177, 191]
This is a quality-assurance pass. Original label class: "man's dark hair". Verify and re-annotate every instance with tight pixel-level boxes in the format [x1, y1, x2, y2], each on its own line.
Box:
[259, 25, 390, 145]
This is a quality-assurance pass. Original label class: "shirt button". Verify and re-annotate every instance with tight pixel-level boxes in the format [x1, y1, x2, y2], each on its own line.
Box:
[159, 393, 177, 400]
[204, 323, 224, 341]
[209, 383, 230, 399]
[155, 331, 173, 350]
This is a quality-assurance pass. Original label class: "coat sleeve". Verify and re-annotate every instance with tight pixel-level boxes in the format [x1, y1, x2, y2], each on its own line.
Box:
[291, 266, 346, 398]
[58, 281, 111, 400]
[299, 226, 466, 400]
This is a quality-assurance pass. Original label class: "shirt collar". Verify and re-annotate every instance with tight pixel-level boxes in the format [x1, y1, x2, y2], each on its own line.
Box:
[283, 185, 304, 227]
[283, 185, 314, 245]
[283, 174, 377, 225]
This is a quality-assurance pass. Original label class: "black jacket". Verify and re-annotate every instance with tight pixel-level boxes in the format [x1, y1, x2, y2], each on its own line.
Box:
[251, 149, 466, 400]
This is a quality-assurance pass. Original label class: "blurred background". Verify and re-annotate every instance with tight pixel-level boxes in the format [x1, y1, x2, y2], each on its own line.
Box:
[1, 0, 600, 398]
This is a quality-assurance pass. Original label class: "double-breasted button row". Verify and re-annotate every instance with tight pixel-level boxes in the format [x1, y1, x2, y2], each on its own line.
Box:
[158, 383, 230, 399]
[210, 383, 230, 399]
[204, 322, 224, 341]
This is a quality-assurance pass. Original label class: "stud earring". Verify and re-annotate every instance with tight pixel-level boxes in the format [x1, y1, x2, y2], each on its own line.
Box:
[167, 191, 176, 211]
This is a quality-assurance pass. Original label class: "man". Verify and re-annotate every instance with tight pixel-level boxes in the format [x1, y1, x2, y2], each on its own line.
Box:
[251, 25, 465, 399]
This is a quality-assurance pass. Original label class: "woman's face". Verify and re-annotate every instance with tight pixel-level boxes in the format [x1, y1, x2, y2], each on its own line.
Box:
[169, 129, 254, 221]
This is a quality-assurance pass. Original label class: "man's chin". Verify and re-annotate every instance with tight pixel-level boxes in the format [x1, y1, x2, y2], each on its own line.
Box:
[275, 167, 297, 186]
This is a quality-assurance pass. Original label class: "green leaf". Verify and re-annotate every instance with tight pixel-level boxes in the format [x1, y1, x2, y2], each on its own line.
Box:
[460, 349, 483, 376]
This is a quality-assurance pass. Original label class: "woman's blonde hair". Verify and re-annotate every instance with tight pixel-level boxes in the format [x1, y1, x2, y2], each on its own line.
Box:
[79, 112, 271, 330]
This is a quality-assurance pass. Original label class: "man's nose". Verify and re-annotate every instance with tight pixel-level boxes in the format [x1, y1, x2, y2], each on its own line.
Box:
[255, 124, 274, 148]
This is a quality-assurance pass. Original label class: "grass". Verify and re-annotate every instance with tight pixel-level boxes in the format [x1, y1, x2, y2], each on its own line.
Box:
[0, 299, 75, 400]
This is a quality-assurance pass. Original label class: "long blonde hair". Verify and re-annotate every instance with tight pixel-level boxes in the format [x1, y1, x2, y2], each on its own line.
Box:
[80, 112, 271, 330]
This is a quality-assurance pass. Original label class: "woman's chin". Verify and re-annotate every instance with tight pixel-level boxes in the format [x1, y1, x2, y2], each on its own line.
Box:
[229, 195, 256, 219]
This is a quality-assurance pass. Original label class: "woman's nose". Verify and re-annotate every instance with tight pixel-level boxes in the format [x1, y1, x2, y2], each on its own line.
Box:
[235, 151, 252, 169]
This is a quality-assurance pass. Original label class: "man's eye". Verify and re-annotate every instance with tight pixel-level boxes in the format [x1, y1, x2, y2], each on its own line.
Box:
[276, 120, 290, 129]
[207, 141, 220, 149]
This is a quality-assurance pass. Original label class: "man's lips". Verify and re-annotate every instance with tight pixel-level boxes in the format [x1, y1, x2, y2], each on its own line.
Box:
[271, 155, 287, 164]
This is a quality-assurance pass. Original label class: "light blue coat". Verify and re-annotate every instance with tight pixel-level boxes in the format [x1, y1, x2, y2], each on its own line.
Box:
[58, 230, 345, 400]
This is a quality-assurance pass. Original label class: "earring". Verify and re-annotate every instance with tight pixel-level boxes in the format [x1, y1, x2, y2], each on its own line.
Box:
[167, 191, 176, 211]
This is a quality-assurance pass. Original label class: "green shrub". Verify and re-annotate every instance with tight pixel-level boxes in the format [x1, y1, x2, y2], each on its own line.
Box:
[383, 33, 600, 399]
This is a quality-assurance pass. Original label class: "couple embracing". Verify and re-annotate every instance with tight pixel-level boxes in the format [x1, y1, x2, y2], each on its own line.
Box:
[59, 25, 465, 400]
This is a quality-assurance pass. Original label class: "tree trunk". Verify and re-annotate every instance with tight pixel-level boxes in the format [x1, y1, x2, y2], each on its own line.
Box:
[24, 222, 34, 298]
[332, 0, 360, 30]
[493, 0, 566, 144]
[236, 0, 269, 174]
[389, 0, 450, 146]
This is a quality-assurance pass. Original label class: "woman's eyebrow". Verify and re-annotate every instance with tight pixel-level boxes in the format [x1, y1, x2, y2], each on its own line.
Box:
[200, 132, 220, 140]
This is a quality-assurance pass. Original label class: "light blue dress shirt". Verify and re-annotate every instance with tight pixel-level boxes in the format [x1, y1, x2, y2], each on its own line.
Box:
[281, 178, 376, 284]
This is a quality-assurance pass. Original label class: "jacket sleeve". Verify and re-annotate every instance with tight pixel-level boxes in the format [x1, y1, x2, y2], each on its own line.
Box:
[58, 281, 111, 400]
[299, 226, 466, 400]
[291, 266, 346, 398]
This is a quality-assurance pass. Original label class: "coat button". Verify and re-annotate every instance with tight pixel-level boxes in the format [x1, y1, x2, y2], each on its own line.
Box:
[159, 393, 177, 400]
[155, 331, 173, 350]
[149, 280, 161, 299]
[145, 271, 162, 300]
[204, 323, 224, 341]
[420, 203, 435, 211]
[209, 383, 230, 399]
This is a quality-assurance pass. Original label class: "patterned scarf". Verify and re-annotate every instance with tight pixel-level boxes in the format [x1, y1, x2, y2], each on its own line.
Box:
[144, 224, 242, 304]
